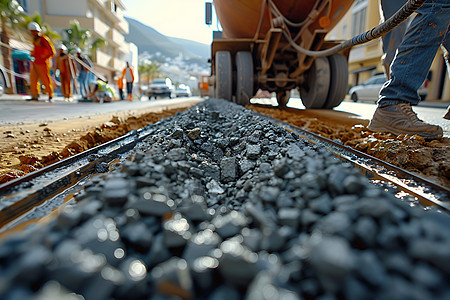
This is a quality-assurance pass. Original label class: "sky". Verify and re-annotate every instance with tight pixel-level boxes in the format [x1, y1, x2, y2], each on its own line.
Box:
[123, 0, 218, 45]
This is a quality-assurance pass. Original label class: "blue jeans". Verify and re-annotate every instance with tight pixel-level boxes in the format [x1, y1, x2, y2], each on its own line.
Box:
[78, 70, 89, 98]
[378, 0, 450, 107]
[126, 82, 133, 95]
[380, 0, 411, 68]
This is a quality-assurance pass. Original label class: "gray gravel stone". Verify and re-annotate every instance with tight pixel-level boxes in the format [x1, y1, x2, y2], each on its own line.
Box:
[166, 147, 186, 161]
[182, 229, 221, 264]
[213, 211, 247, 239]
[278, 208, 300, 229]
[220, 157, 237, 182]
[163, 213, 190, 248]
[128, 189, 174, 216]
[354, 216, 378, 247]
[101, 177, 130, 206]
[309, 237, 355, 292]
[246, 144, 261, 160]
[121, 221, 153, 251]
[356, 251, 387, 286]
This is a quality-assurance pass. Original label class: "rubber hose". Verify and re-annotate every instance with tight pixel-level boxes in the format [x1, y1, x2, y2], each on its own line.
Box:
[285, 0, 427, 57]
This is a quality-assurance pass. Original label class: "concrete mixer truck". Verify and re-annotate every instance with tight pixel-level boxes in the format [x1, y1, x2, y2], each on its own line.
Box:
[205, 0, 426, 109]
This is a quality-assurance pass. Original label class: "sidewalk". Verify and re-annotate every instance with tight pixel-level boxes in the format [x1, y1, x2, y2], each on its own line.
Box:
[417, 99, 450, 109]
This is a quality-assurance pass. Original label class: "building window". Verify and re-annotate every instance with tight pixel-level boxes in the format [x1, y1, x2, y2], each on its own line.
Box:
[351, 0, 368, 36]
[17, 0, 28, 12]
[111, 0, 118, 13]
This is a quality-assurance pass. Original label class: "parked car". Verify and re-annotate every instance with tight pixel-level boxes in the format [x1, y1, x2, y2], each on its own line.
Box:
[348, 74, 387, 102]
[146, 78, 175, 99]
[175, 84, 192, 97]
[349, 74, 427, 102]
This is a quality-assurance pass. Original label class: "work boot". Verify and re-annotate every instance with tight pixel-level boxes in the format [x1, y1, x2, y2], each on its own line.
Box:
[444, 106, 450, 120]
[368, 102, 443, 140]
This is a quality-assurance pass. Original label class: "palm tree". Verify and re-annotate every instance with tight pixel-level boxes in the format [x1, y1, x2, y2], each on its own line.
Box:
[0, 0, 25, 93]
[61, 19, 105, 58]
[138, 60, 160, 86]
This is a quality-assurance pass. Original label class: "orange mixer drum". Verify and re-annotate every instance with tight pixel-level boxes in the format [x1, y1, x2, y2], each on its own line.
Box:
[213, 0, 355, 40]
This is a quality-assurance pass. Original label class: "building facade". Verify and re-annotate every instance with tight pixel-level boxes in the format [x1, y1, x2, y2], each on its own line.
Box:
[18, 0, 137, 85]
[328, 0, 449, 102]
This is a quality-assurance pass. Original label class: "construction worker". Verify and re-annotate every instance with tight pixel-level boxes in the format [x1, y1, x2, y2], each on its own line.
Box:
[27, 22, 56, 102]
[117, 75, 124, 100]
[54, 44, 76, 101]
[86, 79, 116, 103]
[121, 62, 134, 101]
[75, 47, 93, 100]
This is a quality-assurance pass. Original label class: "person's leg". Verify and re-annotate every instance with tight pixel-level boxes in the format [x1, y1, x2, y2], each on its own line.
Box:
[380, 0, 409, 79]
[369, 0, 448, 139]
[440, 28, 450, 119]
[38, 64, 54, 100]
[29, 64, 40, 99]
[78, 71, 87, 97]
[127, 82, 133, 100]
[66, 72, 73, 98]
[441, 28, 450, 80]
[379, 1, 449, 107]
[61, 72, 69, 98]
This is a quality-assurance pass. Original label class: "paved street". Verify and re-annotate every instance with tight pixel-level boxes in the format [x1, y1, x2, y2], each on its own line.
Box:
[0, 96, 203, 126]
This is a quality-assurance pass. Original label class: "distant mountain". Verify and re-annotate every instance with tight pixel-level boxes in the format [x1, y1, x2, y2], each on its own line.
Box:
[124, 16, 210, 60]
[168, 36, 211, 59]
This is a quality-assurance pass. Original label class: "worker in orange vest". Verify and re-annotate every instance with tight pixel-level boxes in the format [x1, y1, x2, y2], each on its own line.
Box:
[27, 22, 56, 102]
[121, 62, 134, 101]
[117, 75, 124, 100]
[54, 44, 76, 101]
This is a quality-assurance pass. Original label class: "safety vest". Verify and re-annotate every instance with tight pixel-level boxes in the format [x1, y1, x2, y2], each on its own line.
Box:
[31, 34, 56, 66]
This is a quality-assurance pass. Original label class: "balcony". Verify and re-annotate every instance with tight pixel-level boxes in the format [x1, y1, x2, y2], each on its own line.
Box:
[108, 28, 125, 47]
[110, 57, 125, 70]
[94, 49, 112, 69]
[93, 18, 110, 39]
[44, 15, 94, 30]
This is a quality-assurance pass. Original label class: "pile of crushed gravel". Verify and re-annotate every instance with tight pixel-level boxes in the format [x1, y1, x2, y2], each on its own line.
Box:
[1, 99, 449, 300]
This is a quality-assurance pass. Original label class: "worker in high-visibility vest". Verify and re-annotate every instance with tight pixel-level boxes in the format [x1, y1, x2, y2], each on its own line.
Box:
[27, 22, 56, 102]
[54, 44, 76, 101]
[121, 62, 135, 101]
[86, 79, 116, 103]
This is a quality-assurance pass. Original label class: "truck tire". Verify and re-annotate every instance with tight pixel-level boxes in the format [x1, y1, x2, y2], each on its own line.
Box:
[235, 51, 254, 106]
[299, 57, 330, 109]
[215, 51, 232, 101]
[323, 54, 348, 109]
